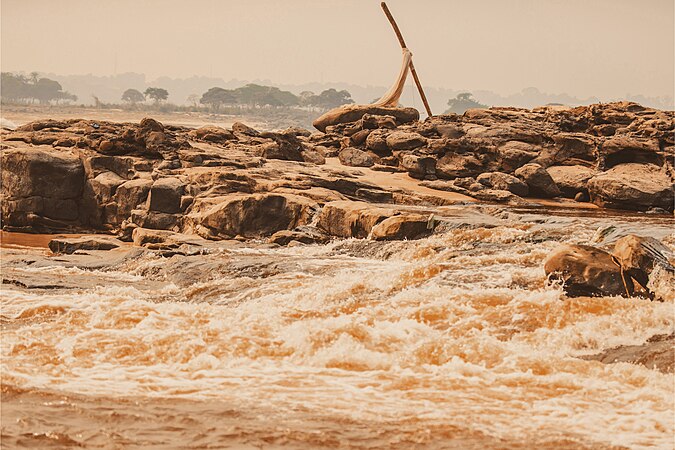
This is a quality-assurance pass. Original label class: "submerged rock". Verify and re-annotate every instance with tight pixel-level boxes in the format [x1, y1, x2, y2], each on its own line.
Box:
[582, 333, 674, 373]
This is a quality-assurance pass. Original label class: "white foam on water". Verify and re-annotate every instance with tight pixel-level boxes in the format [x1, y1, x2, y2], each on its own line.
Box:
[3, 219, 674, 449]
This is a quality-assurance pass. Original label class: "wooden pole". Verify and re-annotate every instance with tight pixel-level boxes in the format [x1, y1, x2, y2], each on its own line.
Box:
[380, 2, 433, 117]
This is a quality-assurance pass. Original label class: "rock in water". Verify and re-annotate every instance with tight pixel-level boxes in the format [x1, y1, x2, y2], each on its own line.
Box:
[370, 214, 431, 241]
[612, 234, 674, 297]
[582, 333, 674, 373]
[544, 244, 626, 297]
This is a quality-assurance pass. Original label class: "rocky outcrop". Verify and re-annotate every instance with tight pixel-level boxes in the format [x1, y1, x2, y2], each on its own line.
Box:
[310, 101, 673, 210]
[2, 102, 673, 243]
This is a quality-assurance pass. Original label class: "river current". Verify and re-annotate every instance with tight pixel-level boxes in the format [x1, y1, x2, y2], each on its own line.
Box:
[1, 205, 673, 449]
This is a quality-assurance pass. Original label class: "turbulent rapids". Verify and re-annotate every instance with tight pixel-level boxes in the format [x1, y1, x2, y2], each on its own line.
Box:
[2, 204, 673, 449]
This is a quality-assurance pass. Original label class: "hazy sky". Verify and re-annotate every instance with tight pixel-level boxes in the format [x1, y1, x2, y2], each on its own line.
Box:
[2, 0, 673, 99]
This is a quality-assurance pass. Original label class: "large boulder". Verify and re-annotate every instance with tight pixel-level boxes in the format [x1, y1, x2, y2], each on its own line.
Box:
[147, 178, 185, 214]
[316, 201, 394, 238]
[370, 214, 431, 240]
[188, 193, 317, 238]
[546, 165, 596, 198]
[114, 178, 153, 220]
[544, 244, 626, 297]
[587, 163, 674, 211]
[313, 105, 419, 132]
[515, 163, 561, 198]
[399, 154, 436, 179]
[1, 149, 84, 227]
[365, 129, 391, 154]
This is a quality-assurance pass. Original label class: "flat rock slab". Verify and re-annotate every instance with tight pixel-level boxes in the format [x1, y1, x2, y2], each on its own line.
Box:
[48, 236, 122, 254]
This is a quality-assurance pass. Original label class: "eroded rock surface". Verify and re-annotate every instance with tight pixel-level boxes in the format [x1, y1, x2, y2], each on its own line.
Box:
[1, 101, 673, 245]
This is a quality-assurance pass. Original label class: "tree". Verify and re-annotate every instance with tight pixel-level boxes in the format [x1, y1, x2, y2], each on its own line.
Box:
[200, 87, 236, 111]
[121, 88, 145, 104]
[231, 84, 299, 108]
[1, 72, 76, 105]
[1, 73, 30, 102]
[144, 87, 168, 103]
[311, 89, 354, 109]
[445, 92, 488, 114]
[56, 91, 78, 104]
[33, 78, 65, 104]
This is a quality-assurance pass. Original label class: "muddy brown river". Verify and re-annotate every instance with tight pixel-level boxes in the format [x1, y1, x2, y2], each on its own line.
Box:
[1, 205, 673, 449]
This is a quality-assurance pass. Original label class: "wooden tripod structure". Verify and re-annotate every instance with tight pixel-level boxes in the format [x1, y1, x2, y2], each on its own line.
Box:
[381, 2, 433, 117]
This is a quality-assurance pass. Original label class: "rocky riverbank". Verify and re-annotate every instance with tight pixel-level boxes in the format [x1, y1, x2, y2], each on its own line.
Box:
[2, 102, 673, 239]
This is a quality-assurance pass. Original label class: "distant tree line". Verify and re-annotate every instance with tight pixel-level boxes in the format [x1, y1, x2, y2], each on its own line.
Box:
[2, 72, 355, 114]
[1, 72, 77, 104]
[199, 84, 354, 111]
